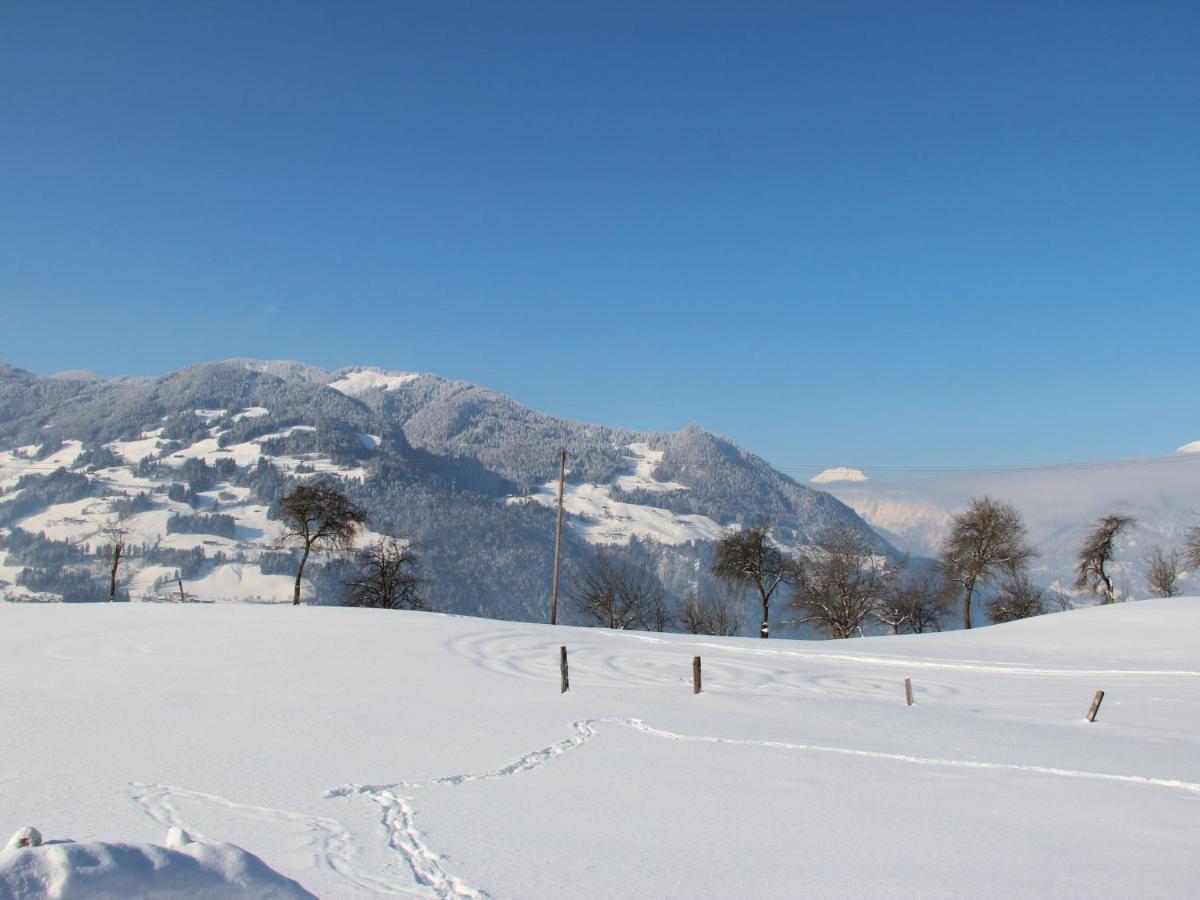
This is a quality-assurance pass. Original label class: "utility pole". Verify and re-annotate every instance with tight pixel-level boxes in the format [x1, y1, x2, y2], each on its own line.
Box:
[550, 449, 567, 625]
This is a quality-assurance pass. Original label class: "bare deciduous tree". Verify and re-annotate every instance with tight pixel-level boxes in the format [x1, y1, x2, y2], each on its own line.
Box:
[344, 531, 428, 610]
[1144, 545, 1181, 598]
[939, 497, 1035, 629]
[790, 526, 892, 639]
[1185, 526, 1200, 573]
[101, 523, 128, 602]
[571, 553, 666, 630]
[710, 524, 800, 638]
[986, 572, 1046, 623]
[902, 564, 956, 633]
[873, 561, 954, 635]
[1074, 514, 1137, 604]
[277, 483, 369, 606]
[1047, 588, 1075, 612]
[872, 576, 912, 636]
[678, 587, 744, 636]
[646, 590, 676, 633]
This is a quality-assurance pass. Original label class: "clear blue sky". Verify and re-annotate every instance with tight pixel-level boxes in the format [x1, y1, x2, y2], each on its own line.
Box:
[2, 2, 1197, 472]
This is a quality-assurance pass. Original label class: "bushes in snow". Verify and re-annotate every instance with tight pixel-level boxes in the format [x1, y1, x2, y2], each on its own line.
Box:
[986, 575, 1047, 623]
[570, 552, 668, 630]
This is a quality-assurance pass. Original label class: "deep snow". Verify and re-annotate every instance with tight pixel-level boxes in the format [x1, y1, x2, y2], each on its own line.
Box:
[1, 599, 1198, 897]
[0, 826, 315, 899]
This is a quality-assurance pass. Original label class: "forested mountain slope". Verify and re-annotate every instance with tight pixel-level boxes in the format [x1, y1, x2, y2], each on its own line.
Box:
[0, 359, 891, 629]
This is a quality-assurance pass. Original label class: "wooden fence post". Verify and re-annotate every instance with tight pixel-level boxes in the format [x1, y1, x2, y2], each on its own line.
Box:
[560, 645, 569, 694]
[1086, 690, 1104, 722]
[904, 677, 914, 706]
[693, 656, 702, 694]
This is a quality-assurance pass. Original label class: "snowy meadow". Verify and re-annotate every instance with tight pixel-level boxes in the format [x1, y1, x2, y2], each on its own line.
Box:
[2, 599, 1198, 897]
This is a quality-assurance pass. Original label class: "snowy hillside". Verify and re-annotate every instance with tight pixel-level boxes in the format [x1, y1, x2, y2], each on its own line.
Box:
[824, 453, 1200, 599]
[0, 359, 889, 624]
[2, 600, 1198, 897]
[508, 443, 726, 545]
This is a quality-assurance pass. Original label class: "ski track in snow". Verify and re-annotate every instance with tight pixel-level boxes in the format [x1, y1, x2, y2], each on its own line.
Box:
[607, 630, 1200, 678]
[446, 628, 1200, 684]
[617, 719, 1200, 794]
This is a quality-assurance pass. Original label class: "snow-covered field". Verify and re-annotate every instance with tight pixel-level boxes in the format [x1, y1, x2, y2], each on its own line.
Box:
[2, 599, 1198, 897]
[510, 443, 726, 546]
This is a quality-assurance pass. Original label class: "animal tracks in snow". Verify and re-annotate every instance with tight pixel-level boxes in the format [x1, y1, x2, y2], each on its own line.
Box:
[130, 782, 417, 896]
[324, 788, 490, 900]
[339, 717, 1200, 801]
[132, 714, 1200, 900]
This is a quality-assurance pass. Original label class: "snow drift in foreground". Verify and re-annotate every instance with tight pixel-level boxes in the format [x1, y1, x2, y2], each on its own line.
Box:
[2, 600, 1198, 898]
[0, 827, 314, 899]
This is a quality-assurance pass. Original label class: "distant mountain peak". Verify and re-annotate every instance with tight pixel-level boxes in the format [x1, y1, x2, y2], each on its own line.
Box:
[49, 369, 104, 383]
[1177, 440, 1200, 454]
[811, 467, 869, 484]
[222, 359, 331, 383]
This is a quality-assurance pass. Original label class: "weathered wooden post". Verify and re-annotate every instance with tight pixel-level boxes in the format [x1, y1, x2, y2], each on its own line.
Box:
[560, 645, 569, 694]
[904, 677, 914, 706]
[1086, 690, 1104, 722]
[693, 656, 702, 694]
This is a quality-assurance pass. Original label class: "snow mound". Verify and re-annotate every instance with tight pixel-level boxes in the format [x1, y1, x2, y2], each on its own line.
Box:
[0, 827, 315, 899]
[810, 466, 869, 484]
[327, 367, 419, 397]
[1177, 440, 1200, 454]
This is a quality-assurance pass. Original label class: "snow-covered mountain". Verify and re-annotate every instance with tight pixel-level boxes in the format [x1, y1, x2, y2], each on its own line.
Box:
[0, 359, 891, 626]
[822, 452, 1200, 599]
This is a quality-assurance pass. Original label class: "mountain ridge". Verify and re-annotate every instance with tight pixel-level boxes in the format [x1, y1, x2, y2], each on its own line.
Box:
[0, 358, 892, 629]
